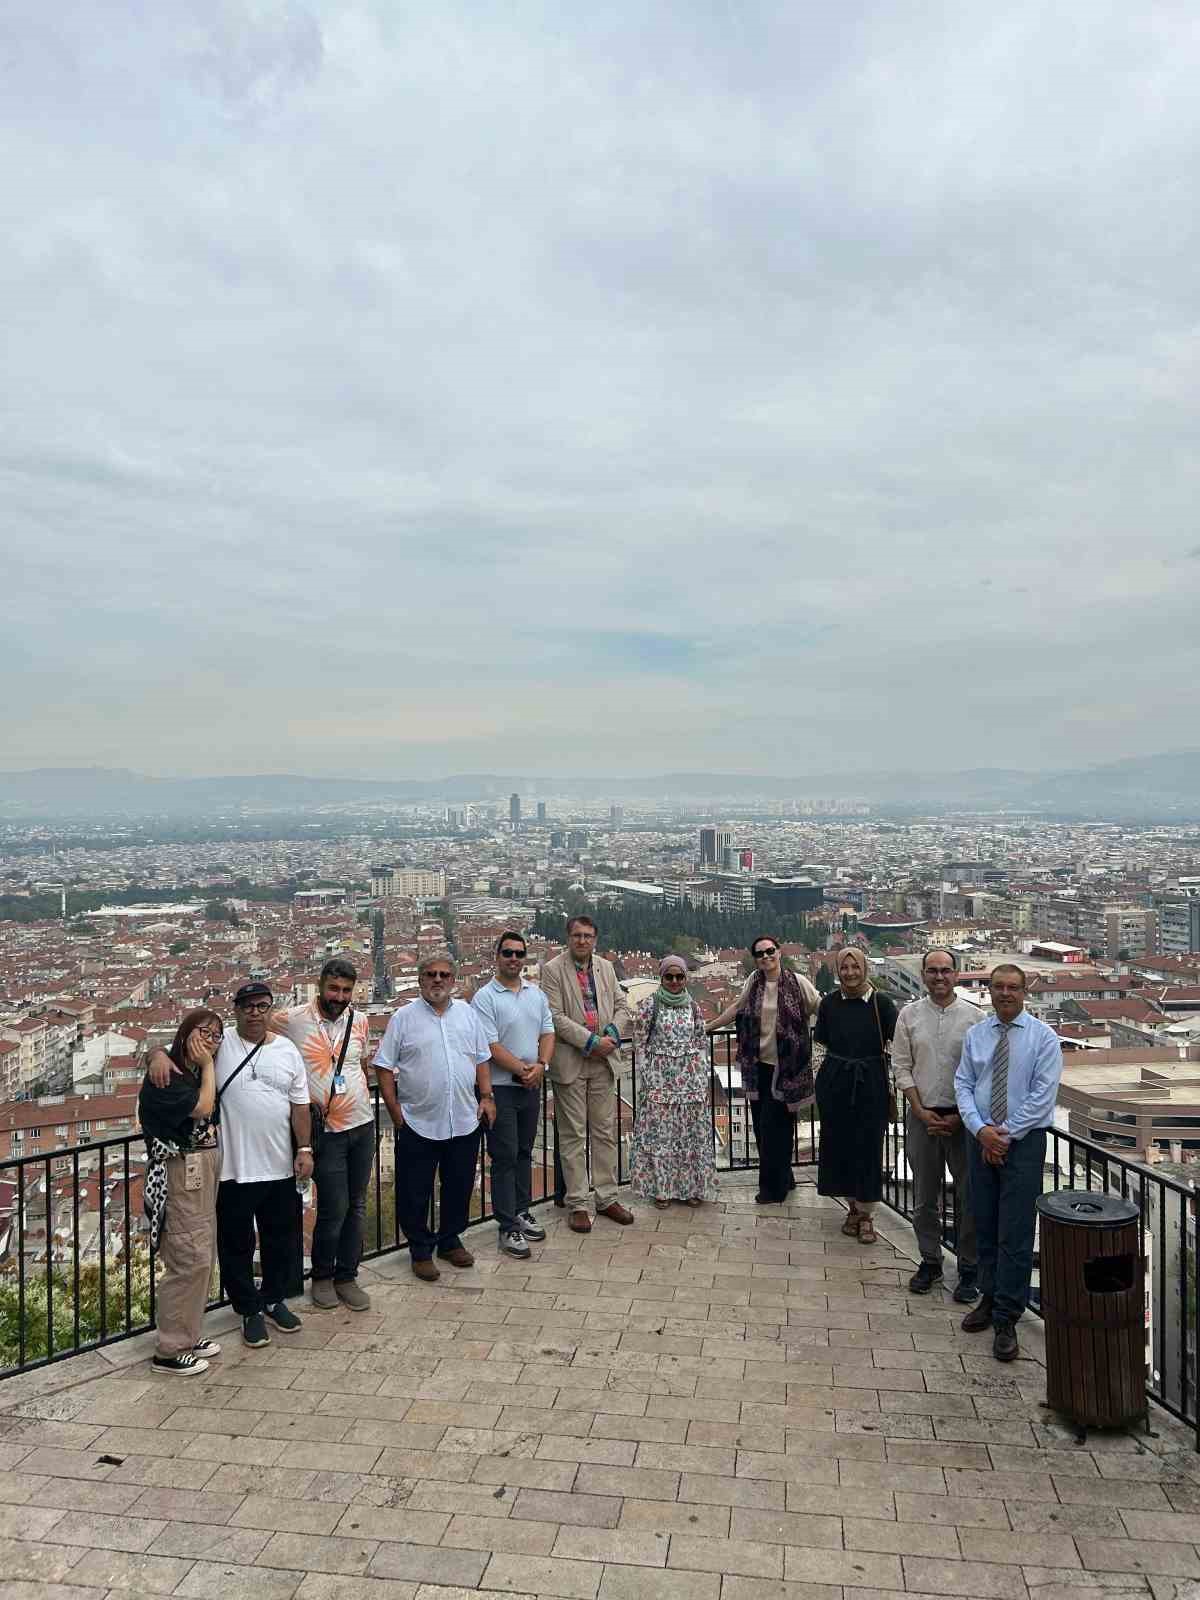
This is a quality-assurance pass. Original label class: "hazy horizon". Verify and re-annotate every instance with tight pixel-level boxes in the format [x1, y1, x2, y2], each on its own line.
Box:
[6, 1, 1200, 778]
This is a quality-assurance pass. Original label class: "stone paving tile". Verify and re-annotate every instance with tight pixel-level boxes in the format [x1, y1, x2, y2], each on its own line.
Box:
[7, 1182, 1200, 1600]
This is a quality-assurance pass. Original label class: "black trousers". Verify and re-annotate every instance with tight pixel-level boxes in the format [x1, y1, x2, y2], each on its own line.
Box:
[312, 1122, 377, 1283]
[394, 1121, 481, 1261]
[486, 1084, 541, 1232]
[749, 1062, 796, 1202]
[216, 1177, 302, 1315]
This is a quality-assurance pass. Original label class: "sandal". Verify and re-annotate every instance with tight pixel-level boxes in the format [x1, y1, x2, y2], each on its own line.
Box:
[858, 1217, 878, 1245]
[654, 1198, 671, 1210]
[841, 1212, 861, 1237]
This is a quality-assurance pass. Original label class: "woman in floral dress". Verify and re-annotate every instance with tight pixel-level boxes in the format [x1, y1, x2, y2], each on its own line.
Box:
[630, 956, 717, 1207]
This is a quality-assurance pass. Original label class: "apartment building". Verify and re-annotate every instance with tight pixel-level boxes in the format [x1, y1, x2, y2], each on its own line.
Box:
[370, 866, 448, 899]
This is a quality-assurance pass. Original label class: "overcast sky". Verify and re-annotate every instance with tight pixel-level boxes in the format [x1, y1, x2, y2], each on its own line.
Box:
[4, 1, 1199, 781]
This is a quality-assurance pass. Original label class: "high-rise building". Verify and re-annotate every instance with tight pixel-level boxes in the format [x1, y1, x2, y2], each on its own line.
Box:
[371, 866, 447, 899]
[610, 805, 624, 825]
[1159, 898, 1200, 956]
[740, 849, 756, 873]
[536, 802, 547, 823]
[509, 793, 521, 832]
[699, 826, 731, 866]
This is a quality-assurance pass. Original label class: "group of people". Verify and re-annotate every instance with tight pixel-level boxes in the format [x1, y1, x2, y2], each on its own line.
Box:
[138, 917, 1062, 1375]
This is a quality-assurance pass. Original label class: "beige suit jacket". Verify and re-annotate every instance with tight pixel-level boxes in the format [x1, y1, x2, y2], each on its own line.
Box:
[541, 951, 631, 1087]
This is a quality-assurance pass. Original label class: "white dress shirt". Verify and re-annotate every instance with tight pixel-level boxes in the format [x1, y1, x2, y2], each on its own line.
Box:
[373, 997, 492, 1140]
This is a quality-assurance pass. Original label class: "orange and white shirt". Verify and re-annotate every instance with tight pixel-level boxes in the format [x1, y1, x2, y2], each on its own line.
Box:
[279, 1001, 374, 1133]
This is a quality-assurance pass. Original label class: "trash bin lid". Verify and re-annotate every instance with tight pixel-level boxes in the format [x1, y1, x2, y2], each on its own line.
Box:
[1036, 1190, 1138, 1225]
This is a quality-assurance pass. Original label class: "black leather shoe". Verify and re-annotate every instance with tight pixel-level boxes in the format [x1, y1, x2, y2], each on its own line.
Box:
[908, 1261, 943, 1295]
[993, 1320, 1019, 1362]
[960, 1295, 994, 1332]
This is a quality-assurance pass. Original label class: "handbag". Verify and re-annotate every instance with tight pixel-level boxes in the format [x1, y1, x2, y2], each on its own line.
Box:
[304, 1007, 356, 1160]
[872, 993, 901, 1124]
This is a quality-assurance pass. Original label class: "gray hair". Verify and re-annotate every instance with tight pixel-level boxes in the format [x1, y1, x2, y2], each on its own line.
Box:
[418, 951, 457, 978]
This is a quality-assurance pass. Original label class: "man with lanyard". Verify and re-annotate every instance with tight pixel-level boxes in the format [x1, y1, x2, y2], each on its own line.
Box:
[541, 915, 633, 1234]
[374, 954, 497, 1281]
[955, 963, 1063, 1363]
[151, 981, 313, 1347]
[272, 957, 376, 1311]
[892, 949, 980, 1303]
[471, 932, 555, 1258]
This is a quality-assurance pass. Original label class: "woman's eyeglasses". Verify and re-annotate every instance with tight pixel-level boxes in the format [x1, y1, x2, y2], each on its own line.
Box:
[754, 947, 778, 959]
[662, 974, 687, 984]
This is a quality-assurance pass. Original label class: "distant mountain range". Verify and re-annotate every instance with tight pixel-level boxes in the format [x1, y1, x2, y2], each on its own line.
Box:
[1, 752, 1198, 821]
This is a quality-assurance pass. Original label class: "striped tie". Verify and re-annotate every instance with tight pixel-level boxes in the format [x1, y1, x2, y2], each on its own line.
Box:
[989, 1023, 1011, 1125]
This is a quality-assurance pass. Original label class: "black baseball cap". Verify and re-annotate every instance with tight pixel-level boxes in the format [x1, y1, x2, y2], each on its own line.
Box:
[233, 981, 273, 1006]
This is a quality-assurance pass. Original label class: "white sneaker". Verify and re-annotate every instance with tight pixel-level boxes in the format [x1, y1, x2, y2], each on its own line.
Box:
[517, 1210, 547, 1241]
[500, 1228, 531, 1258]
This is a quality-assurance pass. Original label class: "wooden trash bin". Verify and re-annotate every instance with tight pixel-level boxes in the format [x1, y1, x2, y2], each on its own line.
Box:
[1035, 1190, 1145, 1433]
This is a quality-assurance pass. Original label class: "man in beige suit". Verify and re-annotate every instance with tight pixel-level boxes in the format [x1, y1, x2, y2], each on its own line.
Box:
[541, 915, 633, 1233]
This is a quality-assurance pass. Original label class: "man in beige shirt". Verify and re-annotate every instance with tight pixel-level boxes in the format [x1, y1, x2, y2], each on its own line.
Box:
[892, 949, 980, 1301]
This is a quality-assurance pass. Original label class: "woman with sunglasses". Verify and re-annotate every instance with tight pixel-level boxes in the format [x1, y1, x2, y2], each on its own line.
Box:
[813, 946, 899, 1245]
[138, 1009, 223, 1374]
[630, 955, 716, 1208]
[708, 937, 820, 1204]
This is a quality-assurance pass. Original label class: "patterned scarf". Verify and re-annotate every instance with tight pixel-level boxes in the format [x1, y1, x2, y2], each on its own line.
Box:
[735, 967, 813, 1107]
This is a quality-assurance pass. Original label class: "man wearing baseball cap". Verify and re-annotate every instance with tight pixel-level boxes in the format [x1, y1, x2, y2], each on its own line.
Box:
[152, 982, 314, 1347]
[215, 983, 314, 1345]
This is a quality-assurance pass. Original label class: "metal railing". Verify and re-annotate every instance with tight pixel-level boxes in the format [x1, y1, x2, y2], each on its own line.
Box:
[2, 1026, 1194, 1454]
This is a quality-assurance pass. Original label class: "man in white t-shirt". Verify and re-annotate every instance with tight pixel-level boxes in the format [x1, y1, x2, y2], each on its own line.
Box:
[212, 982, 312, 1347]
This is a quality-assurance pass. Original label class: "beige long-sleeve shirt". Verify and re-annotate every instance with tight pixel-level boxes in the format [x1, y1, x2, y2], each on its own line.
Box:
[891, 994, 980, 1107]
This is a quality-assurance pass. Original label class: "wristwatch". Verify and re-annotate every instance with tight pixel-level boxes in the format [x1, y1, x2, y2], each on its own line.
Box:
[297, 1146, 313, 1154]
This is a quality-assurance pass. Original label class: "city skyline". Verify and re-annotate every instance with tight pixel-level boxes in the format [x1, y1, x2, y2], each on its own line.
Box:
[5, 1, 1200, 777]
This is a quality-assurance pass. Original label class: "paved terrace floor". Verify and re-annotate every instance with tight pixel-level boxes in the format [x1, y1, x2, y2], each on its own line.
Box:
[2, 1173, 1199, 1600]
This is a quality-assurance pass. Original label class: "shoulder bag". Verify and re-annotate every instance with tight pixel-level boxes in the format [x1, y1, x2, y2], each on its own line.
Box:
[304, 1008, 355, 1160]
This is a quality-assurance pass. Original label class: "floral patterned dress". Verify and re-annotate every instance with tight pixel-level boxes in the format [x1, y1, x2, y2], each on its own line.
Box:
[630, 995, 718, 1202]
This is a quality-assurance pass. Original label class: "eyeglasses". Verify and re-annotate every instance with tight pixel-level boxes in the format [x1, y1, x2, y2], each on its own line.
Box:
[925, 967, 955, 977]
[754, 947, 778, 959]
[196, 1027, 223, 1042]
[422, 971, 453, 981]
[662, 974, 687, 984]
[237, 1001, 272, 1014]
[499, 950, 525, 959]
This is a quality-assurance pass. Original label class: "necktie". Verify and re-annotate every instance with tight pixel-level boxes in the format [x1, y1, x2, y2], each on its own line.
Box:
[989, 1023, 1011, 1125]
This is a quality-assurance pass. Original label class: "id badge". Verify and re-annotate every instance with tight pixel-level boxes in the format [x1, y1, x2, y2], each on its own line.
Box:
[332, 1073, 346, 1096]
[184, 1153, 203, 1192]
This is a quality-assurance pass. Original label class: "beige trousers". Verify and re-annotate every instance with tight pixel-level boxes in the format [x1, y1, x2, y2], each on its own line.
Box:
[554, 1060, 619, 1211]
[155, 1145, 220, 1356]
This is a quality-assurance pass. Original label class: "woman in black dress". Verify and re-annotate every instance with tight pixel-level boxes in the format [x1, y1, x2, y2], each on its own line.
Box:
[814, 948, 898, 1244]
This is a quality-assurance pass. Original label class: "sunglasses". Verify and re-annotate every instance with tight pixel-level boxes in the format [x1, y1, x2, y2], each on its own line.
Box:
[422, 971, 453, 981]
[499, 950, 526, 959]
[662, 973, 687, 983]
[753, 947, 778, 959]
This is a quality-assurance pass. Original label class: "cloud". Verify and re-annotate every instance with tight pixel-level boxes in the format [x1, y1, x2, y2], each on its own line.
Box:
[3, 0, 1200, 778]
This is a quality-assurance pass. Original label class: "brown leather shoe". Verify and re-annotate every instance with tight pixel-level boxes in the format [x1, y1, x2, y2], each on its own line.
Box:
[411, 1258, 440, 1282]
[568, 1210, 593, 1233]
[597, 1201, 634, 1226]
[437, 1246, 475, 1268]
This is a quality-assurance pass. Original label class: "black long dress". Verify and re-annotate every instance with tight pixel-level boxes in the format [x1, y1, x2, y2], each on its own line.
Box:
[814, 988, 898, 1204]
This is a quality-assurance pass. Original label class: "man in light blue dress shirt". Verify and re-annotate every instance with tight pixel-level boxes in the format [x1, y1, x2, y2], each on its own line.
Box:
[472, 932, 555, 1259]
[954, 963, 1063, 1363]
[374, 954, 497, 1283]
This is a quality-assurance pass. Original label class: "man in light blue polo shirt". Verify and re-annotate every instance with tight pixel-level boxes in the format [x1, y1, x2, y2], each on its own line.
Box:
[955, 963, 1063, 1363]
[472, 932, 555, 1258]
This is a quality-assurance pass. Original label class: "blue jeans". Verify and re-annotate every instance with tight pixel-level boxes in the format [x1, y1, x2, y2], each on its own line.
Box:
[968, 1128, 1046, 1325]
[312, 1122, 376, 1283]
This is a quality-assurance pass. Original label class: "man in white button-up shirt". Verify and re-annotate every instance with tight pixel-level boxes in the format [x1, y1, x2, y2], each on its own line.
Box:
[375, 954, 497, 1282]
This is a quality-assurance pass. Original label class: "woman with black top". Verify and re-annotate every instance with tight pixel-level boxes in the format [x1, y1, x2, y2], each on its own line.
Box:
[814, 948, 898, 1245]
[138, 1008, 222, 1374]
